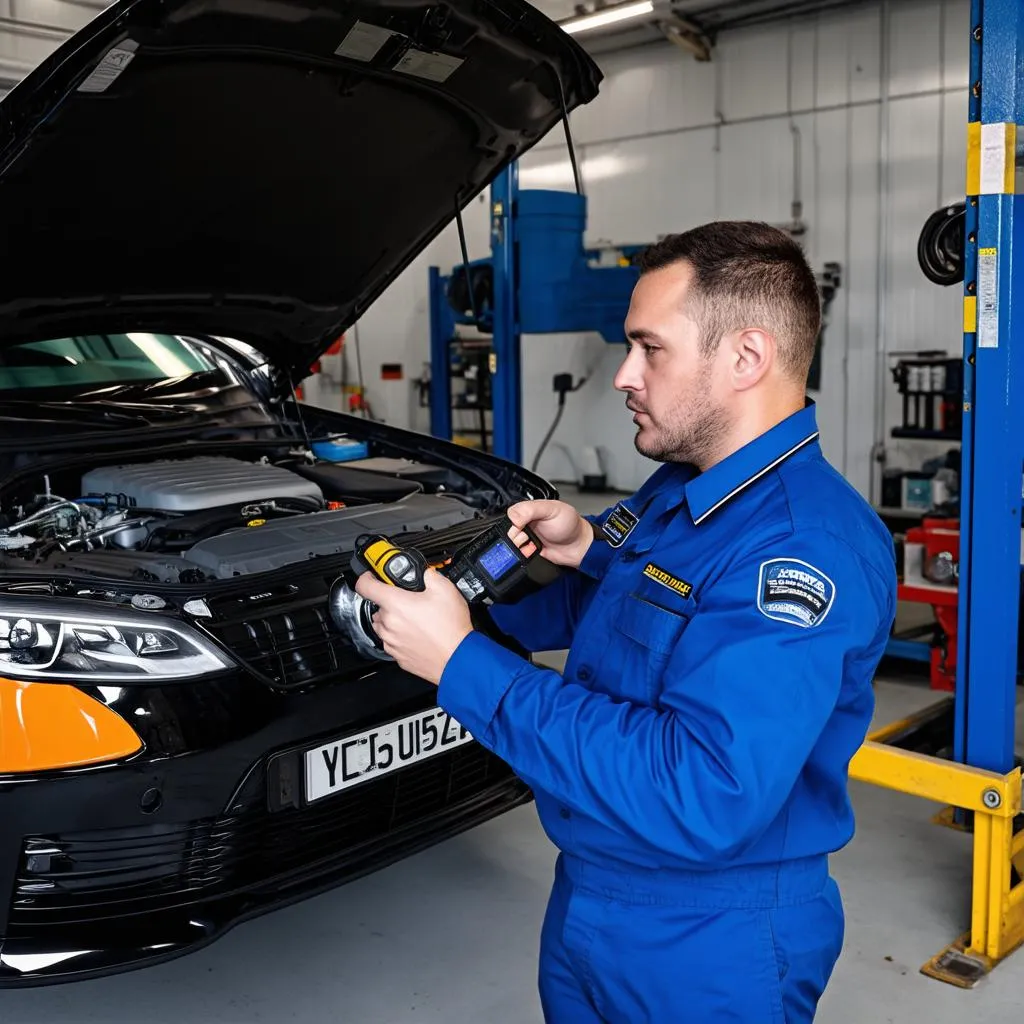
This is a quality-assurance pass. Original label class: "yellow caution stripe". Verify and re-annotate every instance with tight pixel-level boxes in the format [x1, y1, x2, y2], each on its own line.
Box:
[964, 294, 977, 334]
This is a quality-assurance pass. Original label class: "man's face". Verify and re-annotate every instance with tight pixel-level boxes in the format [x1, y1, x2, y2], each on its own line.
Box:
[614, 261, 733, 467]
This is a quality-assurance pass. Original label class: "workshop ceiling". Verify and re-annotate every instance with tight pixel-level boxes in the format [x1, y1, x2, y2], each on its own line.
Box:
[538, 0, 877, 55]
[666, 0, 874, 32]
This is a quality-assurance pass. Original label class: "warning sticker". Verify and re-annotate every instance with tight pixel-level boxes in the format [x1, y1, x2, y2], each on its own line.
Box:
[978, 247, 999, 349]
[77, 39, 138, 93]
[335, 21, 401, 62]
[757, 558, 835, 629]
[980, 123, 1011, 195]
[393, 48, 463, 83]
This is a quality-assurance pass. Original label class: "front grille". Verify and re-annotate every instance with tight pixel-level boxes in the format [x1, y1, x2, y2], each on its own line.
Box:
[10, 744, 518, 931]
[207, 578, 350, 689]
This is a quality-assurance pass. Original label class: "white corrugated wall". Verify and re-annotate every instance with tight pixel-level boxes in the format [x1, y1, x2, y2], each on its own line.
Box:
[0, 0, 972, 503]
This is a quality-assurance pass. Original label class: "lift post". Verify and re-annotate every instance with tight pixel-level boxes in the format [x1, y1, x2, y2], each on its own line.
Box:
[849, 0, 1024, 987]
[428, 163, 643, 465]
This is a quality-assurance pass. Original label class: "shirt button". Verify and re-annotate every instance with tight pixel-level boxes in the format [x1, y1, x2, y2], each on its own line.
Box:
[621, 550, 638, 563]
[577, 665, 593, 681]
[559, 808, 571, 820]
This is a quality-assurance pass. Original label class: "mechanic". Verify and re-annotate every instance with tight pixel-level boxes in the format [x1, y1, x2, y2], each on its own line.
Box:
[355, 221, 897, 1023]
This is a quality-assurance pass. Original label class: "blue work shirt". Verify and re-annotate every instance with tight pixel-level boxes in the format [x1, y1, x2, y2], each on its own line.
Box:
[437, 402, 897, 876]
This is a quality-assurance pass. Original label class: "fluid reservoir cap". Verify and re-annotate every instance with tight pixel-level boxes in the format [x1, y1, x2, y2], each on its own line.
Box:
[131, 594, 167, 611]
[183, 599, 213, 619]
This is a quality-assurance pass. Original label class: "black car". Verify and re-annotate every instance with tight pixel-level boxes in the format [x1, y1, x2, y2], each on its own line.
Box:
[0, 0, 600, 985]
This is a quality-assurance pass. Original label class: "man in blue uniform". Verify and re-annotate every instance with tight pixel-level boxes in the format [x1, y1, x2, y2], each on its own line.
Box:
[356, 221, 897, 1022]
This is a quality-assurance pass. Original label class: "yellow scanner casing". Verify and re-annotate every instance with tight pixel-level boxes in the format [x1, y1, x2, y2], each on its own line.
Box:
[352, 535, 427, 592]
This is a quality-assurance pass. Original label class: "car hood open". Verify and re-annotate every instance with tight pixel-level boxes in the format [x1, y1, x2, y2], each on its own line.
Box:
[0, 0, 600, 380]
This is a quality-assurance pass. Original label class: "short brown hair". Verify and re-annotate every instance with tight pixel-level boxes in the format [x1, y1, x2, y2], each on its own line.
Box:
[639, 221, 821, 381]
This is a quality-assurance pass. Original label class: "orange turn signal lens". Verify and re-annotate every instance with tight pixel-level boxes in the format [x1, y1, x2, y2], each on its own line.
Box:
[0, 678, 143, 773]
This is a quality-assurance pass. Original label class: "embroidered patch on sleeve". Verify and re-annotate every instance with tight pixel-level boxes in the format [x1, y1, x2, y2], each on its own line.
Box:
[757, 558, 836, 628]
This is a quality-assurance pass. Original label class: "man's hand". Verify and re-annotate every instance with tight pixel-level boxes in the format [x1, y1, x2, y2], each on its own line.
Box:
[353, 569, 472, 686]
[506, 499, 596, 569]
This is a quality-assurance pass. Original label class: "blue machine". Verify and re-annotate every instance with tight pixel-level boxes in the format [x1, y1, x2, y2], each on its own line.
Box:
[428, 162, 641, 465]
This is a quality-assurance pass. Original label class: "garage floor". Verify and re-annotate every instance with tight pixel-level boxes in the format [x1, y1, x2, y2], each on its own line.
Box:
[5, 489, 1024, 1023]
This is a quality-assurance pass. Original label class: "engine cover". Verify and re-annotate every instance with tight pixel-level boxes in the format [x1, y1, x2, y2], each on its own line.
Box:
[80, 457, 323, 512]
[186, 494, 477, 578]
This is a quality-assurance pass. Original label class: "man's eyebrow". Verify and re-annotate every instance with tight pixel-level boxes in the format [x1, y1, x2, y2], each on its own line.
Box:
[626, 329, 664, 344]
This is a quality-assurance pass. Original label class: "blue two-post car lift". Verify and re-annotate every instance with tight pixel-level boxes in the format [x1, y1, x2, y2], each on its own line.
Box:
[849, 0, 1024, 988]
[428, 161, 641, 465]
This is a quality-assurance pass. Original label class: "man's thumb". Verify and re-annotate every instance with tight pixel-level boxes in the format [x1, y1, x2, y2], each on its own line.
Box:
[506, 501, 536, 529]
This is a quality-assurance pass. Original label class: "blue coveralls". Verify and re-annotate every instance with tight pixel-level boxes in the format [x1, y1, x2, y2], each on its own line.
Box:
[437, 402, 897, 1023]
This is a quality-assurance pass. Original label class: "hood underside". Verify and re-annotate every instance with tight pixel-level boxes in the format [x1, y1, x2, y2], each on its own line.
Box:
[0, 0, 600, 377]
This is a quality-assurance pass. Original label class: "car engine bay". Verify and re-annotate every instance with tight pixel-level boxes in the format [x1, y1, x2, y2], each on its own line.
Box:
[0, 448, 492, 585]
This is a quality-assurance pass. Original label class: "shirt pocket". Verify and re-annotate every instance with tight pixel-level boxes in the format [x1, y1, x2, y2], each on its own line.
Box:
[611, 593, 693, 704]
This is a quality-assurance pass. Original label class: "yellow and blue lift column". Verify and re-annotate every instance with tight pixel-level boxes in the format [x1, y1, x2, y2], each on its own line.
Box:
[849, 0, 1024, 986]
[955, 0, 1023, 777]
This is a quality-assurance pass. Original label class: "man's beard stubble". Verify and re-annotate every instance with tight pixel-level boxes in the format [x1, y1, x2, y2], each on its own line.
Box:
[630, 368, 732, 467]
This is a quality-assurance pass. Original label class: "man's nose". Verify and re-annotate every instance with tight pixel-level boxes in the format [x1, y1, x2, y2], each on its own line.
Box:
[614, 348, 643, 393]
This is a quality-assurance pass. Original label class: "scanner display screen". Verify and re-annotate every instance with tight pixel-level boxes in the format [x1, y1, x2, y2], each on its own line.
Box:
[478, 539, 519, 581]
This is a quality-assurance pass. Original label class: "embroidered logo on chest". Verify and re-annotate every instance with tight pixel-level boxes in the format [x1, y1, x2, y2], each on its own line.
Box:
[758, 558, 835, 628]
[601, 502, 639, 547]
[642, 562, 693, 598]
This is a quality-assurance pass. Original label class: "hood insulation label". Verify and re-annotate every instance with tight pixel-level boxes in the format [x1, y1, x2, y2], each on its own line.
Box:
[78, 39, 138, 93]
[335, 21, 401, 62]
[393, 48, 464, 83]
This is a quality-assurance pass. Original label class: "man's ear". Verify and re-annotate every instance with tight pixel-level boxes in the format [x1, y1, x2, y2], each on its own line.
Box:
[728, 328, 774, 391]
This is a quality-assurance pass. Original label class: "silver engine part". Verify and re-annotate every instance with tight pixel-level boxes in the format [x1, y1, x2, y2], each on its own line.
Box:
[80, 456, 323, 512]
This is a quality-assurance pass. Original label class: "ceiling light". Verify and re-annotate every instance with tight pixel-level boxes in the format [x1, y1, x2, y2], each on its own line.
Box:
[560, 0, 655, 35]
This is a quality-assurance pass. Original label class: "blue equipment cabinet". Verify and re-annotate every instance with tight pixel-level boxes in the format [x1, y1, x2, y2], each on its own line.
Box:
[428, 162, 641, 465]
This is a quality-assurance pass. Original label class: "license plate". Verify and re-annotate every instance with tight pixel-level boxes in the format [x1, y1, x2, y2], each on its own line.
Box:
[304, 707, 473, 803]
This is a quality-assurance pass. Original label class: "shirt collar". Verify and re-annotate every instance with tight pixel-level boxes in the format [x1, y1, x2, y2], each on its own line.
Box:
[684, 401, 820, 526]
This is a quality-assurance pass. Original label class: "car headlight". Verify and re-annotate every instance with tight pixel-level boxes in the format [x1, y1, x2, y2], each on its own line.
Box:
[0, 601, 235, 682]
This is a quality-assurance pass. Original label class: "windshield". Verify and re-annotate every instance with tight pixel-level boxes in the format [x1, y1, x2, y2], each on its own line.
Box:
[0, 333, 216, 392]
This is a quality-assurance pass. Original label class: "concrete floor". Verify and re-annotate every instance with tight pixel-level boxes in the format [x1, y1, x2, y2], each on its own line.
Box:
[5, 491, 1023, 1022]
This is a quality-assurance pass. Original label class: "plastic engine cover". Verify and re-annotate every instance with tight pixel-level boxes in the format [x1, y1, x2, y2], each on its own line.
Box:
[81, 457, 323, 512]
[185, 495, 477, 578]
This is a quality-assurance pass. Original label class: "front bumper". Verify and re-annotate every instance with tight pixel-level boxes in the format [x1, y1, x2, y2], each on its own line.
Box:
[0, 664, 530, 987]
